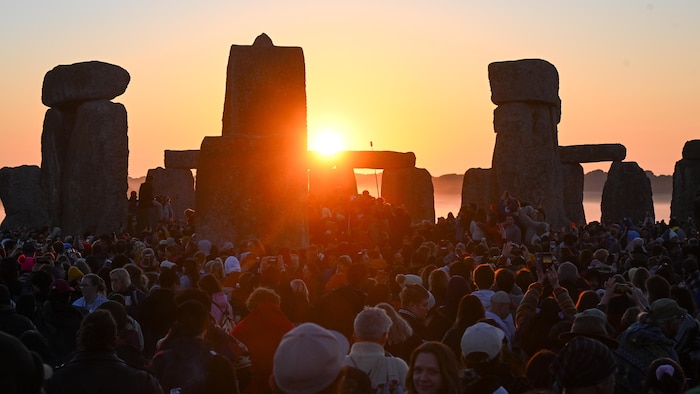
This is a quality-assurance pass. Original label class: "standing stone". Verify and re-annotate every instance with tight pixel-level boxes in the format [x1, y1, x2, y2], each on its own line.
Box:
[559, 144, 627, 164]
[42, 61, 130, 108]
[382, 167, 435, 224]
[601, 161, 654, 224]
[489, 59, 568, 229]
[671, 140, 700, 220]
[0, 166, 48, 231]
[195, 34, 308, 250]
[164, 150, 200, 169]
[61, 100, 128, 235]
[147, 167, 195, 223]
[461, 168, 496, 213]
[41, 108, 75, 226]
[561, 163, 585, 225]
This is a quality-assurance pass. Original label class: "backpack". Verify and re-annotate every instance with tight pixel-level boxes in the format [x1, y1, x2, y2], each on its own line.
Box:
[348, 355, 405, 394]
[213, 302, 239, 333]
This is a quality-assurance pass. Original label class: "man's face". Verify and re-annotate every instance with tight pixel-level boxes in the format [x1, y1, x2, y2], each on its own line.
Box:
[409, 297, 430, 320]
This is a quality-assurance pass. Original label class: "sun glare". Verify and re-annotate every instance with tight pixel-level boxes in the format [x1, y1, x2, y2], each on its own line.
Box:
[311, 130, 344, 156]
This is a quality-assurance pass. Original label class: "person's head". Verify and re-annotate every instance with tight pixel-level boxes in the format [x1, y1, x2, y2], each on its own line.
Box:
[575, 290, 601, 313]
[246, 287, 281, 312]
[0, 331, 47, 394]
[78, 309, 118, 350]
[375, 302, 413, 345]
[644, 357, 685, 394]
[79, 273, 106, 298]
[494, 268, 516, 293]
[526, 349, 557, 389]
[272, 323, 348, 394]
[643, 298, 687, 338]
[646, 275, 671, 303]
[289, 279, 310, 302]
[197, 274, 222, 297]
[172, 300, 209, 338]
[406, 342, 461, 394]
[460, 322, 504, 365]
[489, 291, 511, 319]
[473, 264, 495, 290]
[551, 337, 616, 394]
[97, 300, 128, 331]
[454, 294, 485, 330]
[428, 269, 449, 293]
[400, 284, 430, 320]
[352, 307, 392, 344]
[159, 268, 180, 290]
[109, 268, 131, 293]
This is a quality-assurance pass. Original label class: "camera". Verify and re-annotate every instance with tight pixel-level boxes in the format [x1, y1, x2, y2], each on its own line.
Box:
[614, 284, 629, 295]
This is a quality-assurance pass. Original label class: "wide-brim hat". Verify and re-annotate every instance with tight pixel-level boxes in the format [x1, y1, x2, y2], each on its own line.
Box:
[559, 314, 618, 349]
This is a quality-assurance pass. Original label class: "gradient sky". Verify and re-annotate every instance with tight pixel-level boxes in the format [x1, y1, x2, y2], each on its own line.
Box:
[1, 1, 698, 178]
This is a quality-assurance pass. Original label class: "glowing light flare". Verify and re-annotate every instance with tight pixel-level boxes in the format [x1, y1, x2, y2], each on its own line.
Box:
[310, 129, 345, 156]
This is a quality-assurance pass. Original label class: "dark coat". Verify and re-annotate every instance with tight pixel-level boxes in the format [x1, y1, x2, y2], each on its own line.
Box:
[48, 349, 163, 394]
[138, 288, 177, 358]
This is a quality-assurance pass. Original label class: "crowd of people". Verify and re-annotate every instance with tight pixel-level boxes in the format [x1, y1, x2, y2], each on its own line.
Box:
[2, 189, 700, 393]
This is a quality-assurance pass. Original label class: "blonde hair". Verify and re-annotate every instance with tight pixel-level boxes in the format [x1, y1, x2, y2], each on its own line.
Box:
[204, 258, 225, 282]
[375, 302, 413, 345]
[290, 279, 310, 302]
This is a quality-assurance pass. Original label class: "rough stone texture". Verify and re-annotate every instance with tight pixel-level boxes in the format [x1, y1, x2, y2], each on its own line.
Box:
[461, 168, 496, 213]
[601, 161, 654, 224]
[40, 108, 75, 226]
[0, 166, 48, 231]
[42, 61, 130, 108]
[60, 100, 128, 235]
[491, 101, 569, 228]
[222, 34, 306, 152]
[559, 144, 627, 164]
[488, 59, 560, 106]
[671, 142, 700, 221]
[164, 150, 200, 169]
[196, 136, 308, 249]
[561, 163, 586, 225]
[308, 166, 357, 204]
[382, 167, 435, 224]
[147, 167, 195, 222]
[682, 140, 700, 161]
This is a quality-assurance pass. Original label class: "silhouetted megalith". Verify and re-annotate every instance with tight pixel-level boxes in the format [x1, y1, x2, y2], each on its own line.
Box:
[559, 144, 626, 164]
[488, 59, 560, 106]
[311, 151, 416, 170]
[382, 167, 435, 224]
[164, 150, 200, 169]
[196, 34, 308, 249]
[0, 166, 48, 231]
[41, 108, 75, 226]
[561, 163, 586, 225]
[671, 140, 700, 220]
[601, 161, 654, 224]
[60, 100, 128, 235]
[308, 166, 357, 204]
[461, 168, 495, 213]
[42, 61, 130, 108]
[147, 167, 195, 222]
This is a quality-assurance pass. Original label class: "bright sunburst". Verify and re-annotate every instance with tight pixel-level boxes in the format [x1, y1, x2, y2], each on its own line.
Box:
[311, 130, 344, 156]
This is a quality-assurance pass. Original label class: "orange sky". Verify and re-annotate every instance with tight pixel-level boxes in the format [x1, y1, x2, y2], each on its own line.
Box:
[1, 2, 698, 178]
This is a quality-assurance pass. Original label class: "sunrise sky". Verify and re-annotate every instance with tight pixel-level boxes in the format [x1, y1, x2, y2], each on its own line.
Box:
[1, 1, 698, 178]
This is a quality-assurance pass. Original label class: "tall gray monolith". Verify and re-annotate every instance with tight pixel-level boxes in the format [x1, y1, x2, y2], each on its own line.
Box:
[382, 167, 435, 224]
[0, 166, 48, 230]
[671, 140, 700, 221]
[489, 59, 568, 228]
[196, 34, 308, 249]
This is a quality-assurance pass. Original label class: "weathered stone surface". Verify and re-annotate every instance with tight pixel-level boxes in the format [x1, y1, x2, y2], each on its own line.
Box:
[0, 166, 48, 231]
[488, 59, 560, 106]
[196, 136, 308, 250]
[61, 100, 128, 235]
[682, 140, 700, 161]
[42, 61, 130, 108]
[164, 150, 200, 169]
[561, 163, 586, 225]
[601, 161, 654, 224]
[310, 150, 416, 170]
[40, 108, 75, 226]
[382, 167, 435, 224]
[491, 101, 569, 228]
[559, 144, 627, 164]
[309, 166, 357, 203]
[147, 167, 195, 222]
[222, 34, 306, 152]
[461, 168, 496, 213]
[671, 158, 700, 221]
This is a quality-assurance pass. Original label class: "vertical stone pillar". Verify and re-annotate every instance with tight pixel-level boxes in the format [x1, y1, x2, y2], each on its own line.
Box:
[561, 163, 585, 225]
[601, 161, 654, 224]
[461, 168, 496, 213]
[382, 167, 435, 224]
[671, 140, 700, 221]
[196, 34, 308, 250]
[489, 59, 568, 228]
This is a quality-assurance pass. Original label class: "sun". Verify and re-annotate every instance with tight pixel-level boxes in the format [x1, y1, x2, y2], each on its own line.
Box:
[311, 129, 345, 156]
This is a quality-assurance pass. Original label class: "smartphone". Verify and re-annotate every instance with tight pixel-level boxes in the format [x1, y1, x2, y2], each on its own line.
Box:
[541, 252, 553, 271]
[614, 284, 628, 295]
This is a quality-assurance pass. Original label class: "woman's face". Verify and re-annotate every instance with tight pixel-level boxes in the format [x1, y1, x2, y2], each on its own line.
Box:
[79, 277, 97, 298]
[412, 352, 443, 394]
[110, 276, 125, 293]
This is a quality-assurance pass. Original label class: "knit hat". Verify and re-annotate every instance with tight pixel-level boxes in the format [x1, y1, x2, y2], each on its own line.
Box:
[461, 322, 505, 362]
[552, 337, 616, 392]
[649, 298, 687, 322]
[224, 256, 241, 274]
[67, 266, 84, 282]
[273, 323, 348, 394]
[49, 279, 75, 294]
